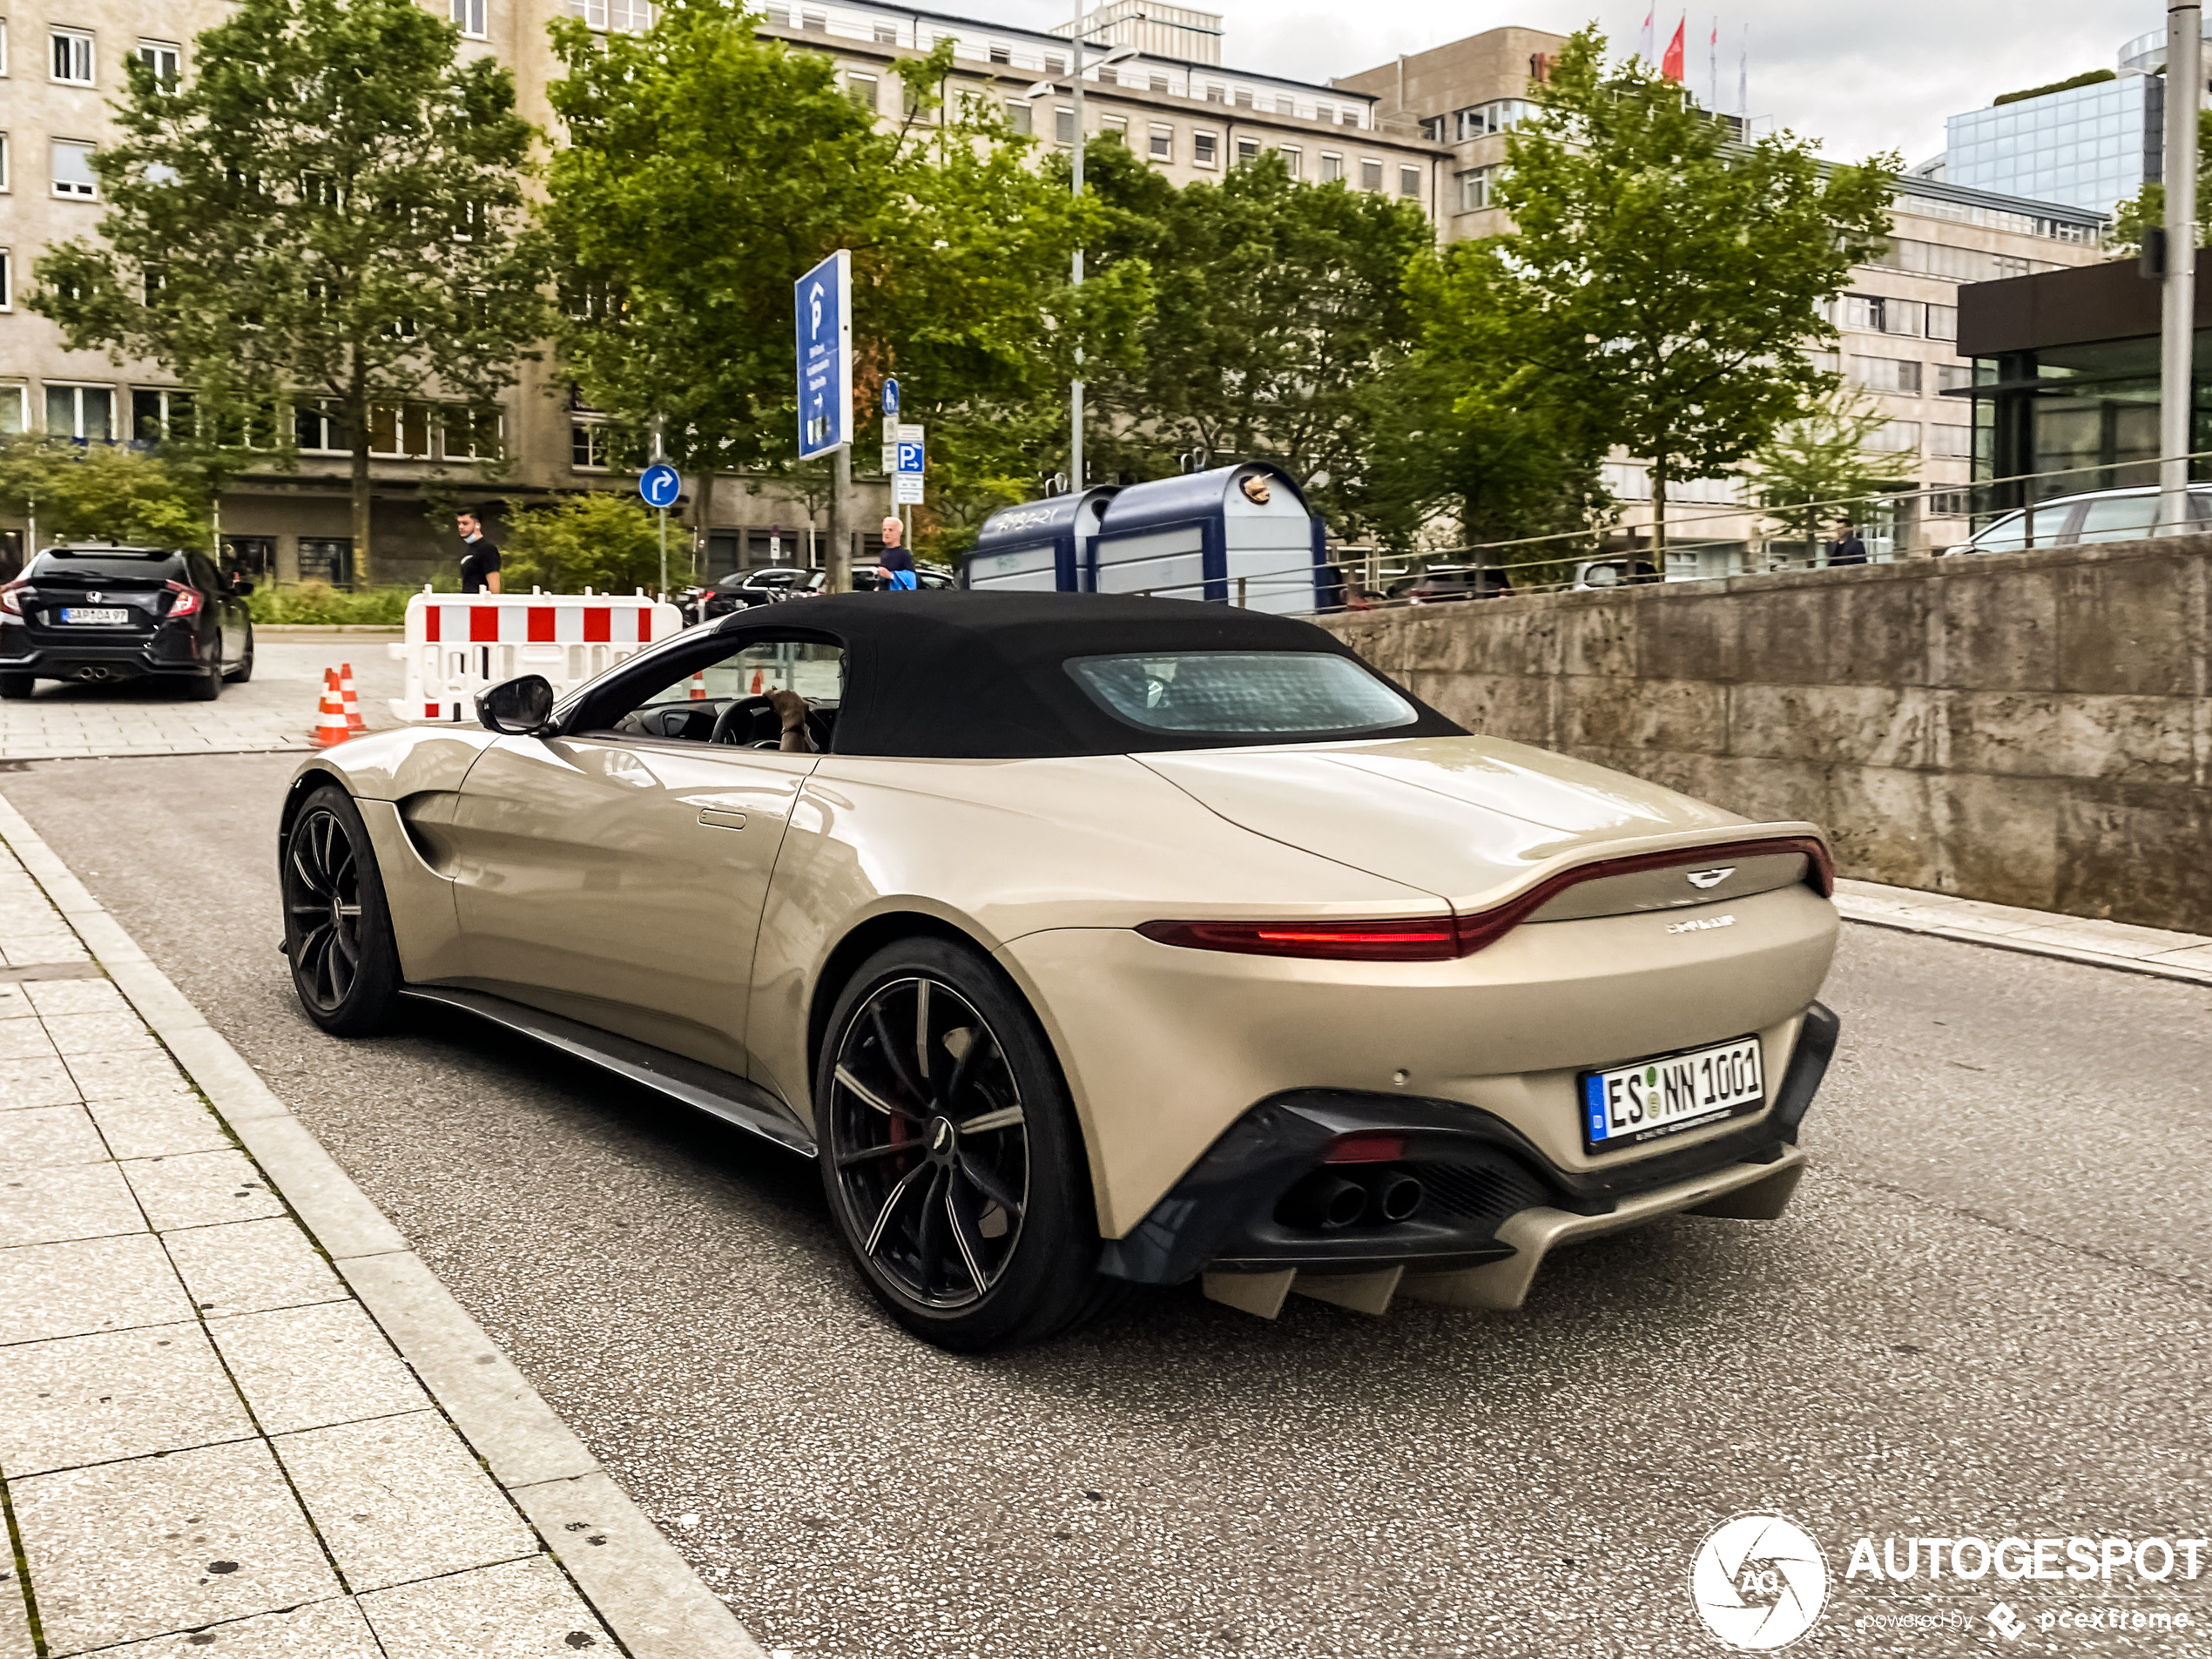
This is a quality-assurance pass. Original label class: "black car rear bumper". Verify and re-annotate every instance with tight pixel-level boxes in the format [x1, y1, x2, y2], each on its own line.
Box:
[2, 627, 210, 681]
[1096, 1002, 1840, 1285]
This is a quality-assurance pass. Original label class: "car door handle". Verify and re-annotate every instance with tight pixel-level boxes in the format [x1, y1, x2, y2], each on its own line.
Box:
[698, 809, 747, 831]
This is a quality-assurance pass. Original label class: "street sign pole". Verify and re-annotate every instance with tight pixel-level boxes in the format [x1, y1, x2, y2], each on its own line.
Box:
[2161, 1, 2201, 535]
[638, 454, 683, 601]
[1070, 0, 1085, 497]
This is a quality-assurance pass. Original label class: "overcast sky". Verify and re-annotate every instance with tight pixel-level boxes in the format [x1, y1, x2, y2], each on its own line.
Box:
[989, 2, 2153, 165]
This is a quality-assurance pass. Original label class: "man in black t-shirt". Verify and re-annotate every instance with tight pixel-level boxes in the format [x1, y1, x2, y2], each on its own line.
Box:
[457, 510, 502, 593]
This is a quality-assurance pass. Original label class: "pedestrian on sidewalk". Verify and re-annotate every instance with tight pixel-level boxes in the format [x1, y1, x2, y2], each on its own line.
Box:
[1825, 523, 1869, 566]
[457, 510, 503, 594]
[875, 515, 918, 592]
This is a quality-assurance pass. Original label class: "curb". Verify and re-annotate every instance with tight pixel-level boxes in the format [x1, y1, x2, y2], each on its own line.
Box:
[0, 792, 768, 1659]
[1836, 897, 2212, 989]
[252, 624, 408, 637]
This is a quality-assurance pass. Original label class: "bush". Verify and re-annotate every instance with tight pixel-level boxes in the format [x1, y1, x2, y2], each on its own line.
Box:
[0, 436, 212, 549]
[501, 492, 669, 594]
[245, 582, 418, 625]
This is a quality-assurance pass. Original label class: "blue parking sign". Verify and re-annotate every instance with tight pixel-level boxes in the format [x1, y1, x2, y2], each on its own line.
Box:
[896, 441, 925, 474]
[795, 250, 853, 460]
[638, 462, 680, 509]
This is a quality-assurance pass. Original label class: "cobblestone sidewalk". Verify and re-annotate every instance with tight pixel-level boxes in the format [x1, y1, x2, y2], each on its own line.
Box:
[0, 820, 670, 1654]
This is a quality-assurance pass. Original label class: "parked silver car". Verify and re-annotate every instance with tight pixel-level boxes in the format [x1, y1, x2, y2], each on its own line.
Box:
[1945, 483, 2210, 554]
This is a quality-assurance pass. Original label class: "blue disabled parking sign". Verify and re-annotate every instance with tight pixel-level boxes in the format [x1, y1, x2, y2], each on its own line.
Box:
[639, 463, 680, 509]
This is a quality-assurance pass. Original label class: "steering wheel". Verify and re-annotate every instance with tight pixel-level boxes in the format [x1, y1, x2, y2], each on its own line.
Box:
[707, 695, 782, 747]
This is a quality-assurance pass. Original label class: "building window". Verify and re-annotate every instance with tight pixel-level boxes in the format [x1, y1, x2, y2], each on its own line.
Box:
[567, 0, 651, 31]
[444, 406, 501, 461]
[1339, 106, 1360, 127]
[131, 387, 194, 441]
[1149, 123, 1171, 162]
[1204, 83, 1225, 105]
[1399, 165, 1421, 199]
[799, 8, 825, 30]
[1359, 158, 1382, 191]
[1148, 73, 1168, 93]
[298, 537, 354, 586]
[296, 401, 348, 453]
[448, 0, 486, 37]
[988, 41, 1009, 64]
[1235, 137, 1258, 166]
[572, 420, 612, 469]
[1314, 104, 1334, 124]
[1847, 355, 1924, 395]
[0, 247, 10, 310]
[872, 24, 895, 44]
[1838, 293, 1924, 337]
[368, 403, 434, 458]
[1100, 112, 1128, 141]
[0, 134, 9, 192]
[51, 140, 97, 199]
[846, 72, 876, 112]
[1055, 106, 1074, 146]
[1233, 87, 1251, 109]
[1319, 151, 1343, 183]
[1458, 167, 1495, 210]
[0, 19, 10, 76]
[51, 29, 92, 84]
[0, 384, 26, 435]
[137, 39, 180, 85]
[1930, 423, 1973, 459]
[1005, 99, 1032, 136]
[1865, 419, 1922, 454]
[1043, 52, 1064, 74]
[1193, 130, 1217, 168]
[1926, 303, 1959, 341]
[1935, 362, 1972, 392]
[1278, 144, 1301, 179]
[45, 383, 115, 441]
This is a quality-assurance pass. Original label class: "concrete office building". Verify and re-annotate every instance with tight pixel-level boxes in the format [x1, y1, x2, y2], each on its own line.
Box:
[1344, 28, 2110, 566]
[0, 0, 1454, 586]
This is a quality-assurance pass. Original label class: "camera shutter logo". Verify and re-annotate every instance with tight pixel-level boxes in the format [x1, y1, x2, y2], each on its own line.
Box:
[1689, 1513, 1829, 1650]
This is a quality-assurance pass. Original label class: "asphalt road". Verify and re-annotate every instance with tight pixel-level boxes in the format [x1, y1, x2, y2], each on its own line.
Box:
[10, 749, 2212, 1658]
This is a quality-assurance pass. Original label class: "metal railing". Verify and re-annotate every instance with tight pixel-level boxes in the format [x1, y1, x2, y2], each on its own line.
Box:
[1106, 448, 2212, 616]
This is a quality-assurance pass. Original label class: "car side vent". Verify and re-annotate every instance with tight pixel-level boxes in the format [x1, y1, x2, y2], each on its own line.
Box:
[1407, 1155, 1552, 1238]
[1526, 850, 1810, 922]
[396, 791, 462, 877]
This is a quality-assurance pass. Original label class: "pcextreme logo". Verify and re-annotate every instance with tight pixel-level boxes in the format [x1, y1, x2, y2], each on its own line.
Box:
[1689, 1513, 1831, 1650]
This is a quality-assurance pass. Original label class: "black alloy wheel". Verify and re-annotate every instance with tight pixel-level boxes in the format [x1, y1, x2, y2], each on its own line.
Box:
[817, 937, 1118, 1350]
[281, 786, 402, 1035]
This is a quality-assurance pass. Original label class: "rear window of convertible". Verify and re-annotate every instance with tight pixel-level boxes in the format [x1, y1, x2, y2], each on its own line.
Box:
[1063, 651, 1418, 737]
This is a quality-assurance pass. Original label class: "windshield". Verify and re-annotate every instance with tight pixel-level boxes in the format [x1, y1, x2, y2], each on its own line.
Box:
[1064, 651, 1418, 737]
[31, 550, 186, 583]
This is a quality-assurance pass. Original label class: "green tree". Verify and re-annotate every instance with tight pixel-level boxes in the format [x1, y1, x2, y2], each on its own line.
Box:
[1750, 389, 1913, 552]
[499, 492, 666, 594]
[2113, 111, 2212, 255]
[543, 13, 1128, 564]
[31, 0, 549, 586]
[1429, 27, 1898, 555]
[0, 437, 213, 549]
[1078, 145, 1432, 536]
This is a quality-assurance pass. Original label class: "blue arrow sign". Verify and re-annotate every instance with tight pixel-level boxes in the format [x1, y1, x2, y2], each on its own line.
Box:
[639, 462, 680, 509]
[795, 250, 853, 461]
[881, 377, 900, 419]
[896, 441, 925, 474]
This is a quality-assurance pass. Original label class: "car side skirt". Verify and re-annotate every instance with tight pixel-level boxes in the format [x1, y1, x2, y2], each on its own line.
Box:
[398, 985, 814, 1157]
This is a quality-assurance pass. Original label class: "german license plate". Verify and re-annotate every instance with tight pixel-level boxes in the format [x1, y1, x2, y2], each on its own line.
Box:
[1581, 1035, 1764, 1151]
[60, 608, 130, 625]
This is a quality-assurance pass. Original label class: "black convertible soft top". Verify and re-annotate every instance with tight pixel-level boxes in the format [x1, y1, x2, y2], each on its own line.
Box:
[685, 590, 1464, 759]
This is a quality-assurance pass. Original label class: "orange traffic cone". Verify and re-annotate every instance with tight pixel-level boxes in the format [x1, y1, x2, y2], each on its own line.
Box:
[337, 663, 367, 732]
[688, 671, 707, 701]
[311, 670, 350, 748]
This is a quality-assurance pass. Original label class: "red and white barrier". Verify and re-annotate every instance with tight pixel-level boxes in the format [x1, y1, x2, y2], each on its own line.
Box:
[389, 589, 684, 722]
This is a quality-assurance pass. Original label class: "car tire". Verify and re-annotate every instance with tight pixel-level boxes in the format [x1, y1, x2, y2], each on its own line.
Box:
[815, 936, 1121, 1352]
[0, 674, 32, 700]
[181, 662, 220, 701]
[224, 630, 254, 683]
[281, 785, 404, 1037]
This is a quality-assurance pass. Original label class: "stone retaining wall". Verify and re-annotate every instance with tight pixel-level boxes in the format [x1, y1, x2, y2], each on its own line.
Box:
[1319, 534, 2212, 933]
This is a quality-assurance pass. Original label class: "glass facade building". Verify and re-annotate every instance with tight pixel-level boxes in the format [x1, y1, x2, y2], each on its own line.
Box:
[1945, 73, 2160, 216]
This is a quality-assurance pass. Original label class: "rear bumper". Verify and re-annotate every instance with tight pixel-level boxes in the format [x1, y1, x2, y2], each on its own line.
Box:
[1, 630, 207, 680]
[1099, 1001, 1839, 1294]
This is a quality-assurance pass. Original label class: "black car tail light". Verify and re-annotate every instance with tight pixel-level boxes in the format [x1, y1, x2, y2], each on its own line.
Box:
[1138, 836, 1836, 962]
[165, 579, 203, 619]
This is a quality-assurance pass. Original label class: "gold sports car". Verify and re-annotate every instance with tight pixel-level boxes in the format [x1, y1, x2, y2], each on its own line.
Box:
[279, 592, 1841, 1350]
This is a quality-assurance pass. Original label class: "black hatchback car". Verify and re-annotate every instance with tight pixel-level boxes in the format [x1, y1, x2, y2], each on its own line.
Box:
[0, 543, 254, 700]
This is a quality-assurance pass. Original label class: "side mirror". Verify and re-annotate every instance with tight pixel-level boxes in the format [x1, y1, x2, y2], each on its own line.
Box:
[476, 674, 556, 737]
[1585, 565, 1622, 588]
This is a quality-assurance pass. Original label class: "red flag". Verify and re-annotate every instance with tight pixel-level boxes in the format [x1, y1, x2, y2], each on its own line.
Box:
[1662, 15, 1686, 81]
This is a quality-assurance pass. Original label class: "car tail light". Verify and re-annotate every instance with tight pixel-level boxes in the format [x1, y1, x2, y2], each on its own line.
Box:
[0, 580, 25, 617]
[1325, 1133, 1405, 1164]
[1138, 836, 1836, 962]
[165, 580, 203, 618]
[1136, 916, 1460, 961]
